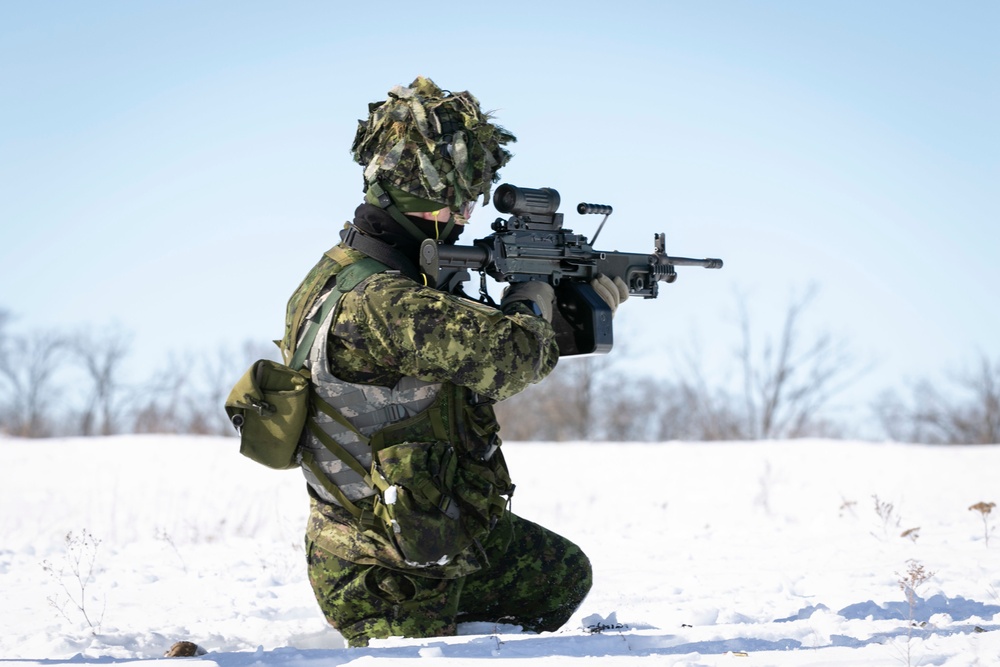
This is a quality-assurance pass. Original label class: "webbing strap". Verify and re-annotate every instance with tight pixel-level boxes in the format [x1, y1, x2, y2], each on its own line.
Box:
[341, 226, 422, 282]
[325, 243, 353, 264]
[307, 418, 370, 482]
[312, 394, 369, 442]
[289, 257, 387, 371]
[300, 449, 377, 528]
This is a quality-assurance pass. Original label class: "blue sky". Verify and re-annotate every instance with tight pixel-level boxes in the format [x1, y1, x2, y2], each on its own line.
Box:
[1, 1, 997, 418]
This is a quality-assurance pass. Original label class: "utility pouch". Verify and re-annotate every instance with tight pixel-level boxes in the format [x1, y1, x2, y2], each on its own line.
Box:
[369, 439, 514, 567]
[370, 441, 466, 565]
[225, 360, 310, 470]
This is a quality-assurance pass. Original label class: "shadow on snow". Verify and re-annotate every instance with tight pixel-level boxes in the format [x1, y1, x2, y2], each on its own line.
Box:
[6, 595, 997, 665]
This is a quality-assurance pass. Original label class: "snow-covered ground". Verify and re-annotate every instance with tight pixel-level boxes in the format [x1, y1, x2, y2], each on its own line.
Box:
[1, 435, 998, 666]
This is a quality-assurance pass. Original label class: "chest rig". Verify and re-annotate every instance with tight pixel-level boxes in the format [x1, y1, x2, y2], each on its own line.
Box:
[284, 245, 512, 558]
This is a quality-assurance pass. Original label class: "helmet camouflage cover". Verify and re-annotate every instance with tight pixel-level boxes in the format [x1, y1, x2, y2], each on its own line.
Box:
[351, 77, 516, 211]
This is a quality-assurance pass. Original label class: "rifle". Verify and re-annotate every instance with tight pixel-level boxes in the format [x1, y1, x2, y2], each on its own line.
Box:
[419, 184, 723, 356]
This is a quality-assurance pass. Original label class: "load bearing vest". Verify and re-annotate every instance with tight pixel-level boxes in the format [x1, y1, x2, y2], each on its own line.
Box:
[299, 290, 443, 506]
[291, 259, 443, 509]
[290, 251, 513, 554]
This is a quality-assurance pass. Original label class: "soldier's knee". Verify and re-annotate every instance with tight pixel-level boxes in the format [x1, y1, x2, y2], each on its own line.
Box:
[563, 547, 592, 609]
[576, 550, 594, 599]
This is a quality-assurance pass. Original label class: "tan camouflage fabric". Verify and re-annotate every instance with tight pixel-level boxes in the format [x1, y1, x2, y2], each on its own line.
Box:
[351, 76, 516, 211]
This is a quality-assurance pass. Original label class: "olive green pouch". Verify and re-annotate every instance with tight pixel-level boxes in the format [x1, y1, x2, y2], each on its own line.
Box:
[225, 360, 310, 470]
[370, 441, 467, 565]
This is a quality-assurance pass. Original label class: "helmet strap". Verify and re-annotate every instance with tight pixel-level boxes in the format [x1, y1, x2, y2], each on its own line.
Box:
[437, 216, 456, 240]
[365, 182, 430, 241]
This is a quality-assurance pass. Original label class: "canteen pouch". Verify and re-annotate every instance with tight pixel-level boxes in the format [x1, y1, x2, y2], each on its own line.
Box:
[225, 360, 310, 470]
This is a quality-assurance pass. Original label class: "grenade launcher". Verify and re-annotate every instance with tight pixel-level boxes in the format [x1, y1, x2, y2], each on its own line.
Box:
[419, 184, 723, 356]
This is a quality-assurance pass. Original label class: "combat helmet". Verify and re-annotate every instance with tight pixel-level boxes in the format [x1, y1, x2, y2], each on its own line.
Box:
[351, 77, 516, 216]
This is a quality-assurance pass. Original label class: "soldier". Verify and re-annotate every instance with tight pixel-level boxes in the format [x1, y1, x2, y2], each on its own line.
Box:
[279, 77, 628, 646]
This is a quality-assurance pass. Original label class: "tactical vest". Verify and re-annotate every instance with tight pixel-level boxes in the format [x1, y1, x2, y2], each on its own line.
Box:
[298, 280, 443, 506]
[285, 244, 513, 566]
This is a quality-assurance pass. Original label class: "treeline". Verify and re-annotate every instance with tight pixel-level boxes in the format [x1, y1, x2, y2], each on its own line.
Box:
[495, 291, 999, 444]
[494, 350, 1000, 445]
[1, 300, 998, 444]
[0, 310, 276, 438]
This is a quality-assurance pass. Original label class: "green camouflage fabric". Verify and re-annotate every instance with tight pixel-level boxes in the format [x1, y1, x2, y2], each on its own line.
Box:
[283, 242, 583, 645]
[313, 247, 557, 400]
[282, 245, 557, 399]
[351, 76, 516, 211]
[306, 501, 593, 647]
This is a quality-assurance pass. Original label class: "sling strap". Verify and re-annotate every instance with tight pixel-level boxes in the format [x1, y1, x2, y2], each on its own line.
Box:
[340, 225, 423, 283]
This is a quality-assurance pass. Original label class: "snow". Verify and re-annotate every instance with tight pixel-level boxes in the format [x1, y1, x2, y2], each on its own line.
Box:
[2, 435, 999, 666]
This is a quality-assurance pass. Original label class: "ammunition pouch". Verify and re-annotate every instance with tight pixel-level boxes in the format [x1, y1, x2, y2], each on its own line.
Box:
[303, 384, 512, 568]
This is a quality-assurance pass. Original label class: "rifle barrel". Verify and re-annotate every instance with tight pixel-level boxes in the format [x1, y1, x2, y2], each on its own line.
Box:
[663, 256, 724, 269]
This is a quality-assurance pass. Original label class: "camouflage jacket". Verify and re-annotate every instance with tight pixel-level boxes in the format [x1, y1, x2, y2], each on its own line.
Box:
[284, 225, 559, 576]
[284, 244, 558, 400]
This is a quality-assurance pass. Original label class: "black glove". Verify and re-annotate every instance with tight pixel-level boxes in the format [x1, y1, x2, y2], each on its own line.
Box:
[500, 281, 556, 322]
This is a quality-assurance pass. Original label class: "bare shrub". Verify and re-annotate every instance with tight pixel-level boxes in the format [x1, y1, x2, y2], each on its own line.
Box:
[968, 501, 996, 547]
[895, 559, 935, 666]
[42, 530, 106, 633]
[872, 494, 901, 539]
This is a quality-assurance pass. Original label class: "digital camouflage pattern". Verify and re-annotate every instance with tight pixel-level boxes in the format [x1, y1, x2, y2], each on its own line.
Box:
[285, 245, 558, 399]
[306, 499, 593, 647]
[282, 240, 583, 643]
[329, 270, 556, 399]
[351, 76, 516, 211]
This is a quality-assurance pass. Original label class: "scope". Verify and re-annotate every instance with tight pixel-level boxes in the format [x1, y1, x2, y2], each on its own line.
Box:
[493, 184, 560, 217]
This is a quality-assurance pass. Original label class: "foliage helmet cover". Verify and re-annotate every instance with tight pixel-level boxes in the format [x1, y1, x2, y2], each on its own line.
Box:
[351, 76, 516, 212]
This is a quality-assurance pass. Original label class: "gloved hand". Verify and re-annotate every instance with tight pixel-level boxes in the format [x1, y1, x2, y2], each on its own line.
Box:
[500, 281, 556, 322]
[591, 274, 629, 315]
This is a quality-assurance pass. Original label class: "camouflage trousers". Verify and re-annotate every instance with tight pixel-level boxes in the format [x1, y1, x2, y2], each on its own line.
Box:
[305, 511, 593, 647]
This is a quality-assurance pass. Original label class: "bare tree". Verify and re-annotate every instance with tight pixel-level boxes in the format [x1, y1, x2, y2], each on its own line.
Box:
[74, 327, 133, 436]
[130, 340, 279, 436]
[497, 288, 863, 442]
[735, 286, 861, 439]
[495, 355, 615, 441]
[185, 346, 237, 435]
[131, 352, 191, 434]
[0, 327, 69, 437]
[655, 286, 862, 441]
[494, 366, 576, 441]
[665, 347, 746, 441]
[954, 355, 1000, 443]
[594, 373, 654, 441]
[876, 353, 1000, 444]
[195, 339, 281, 435]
